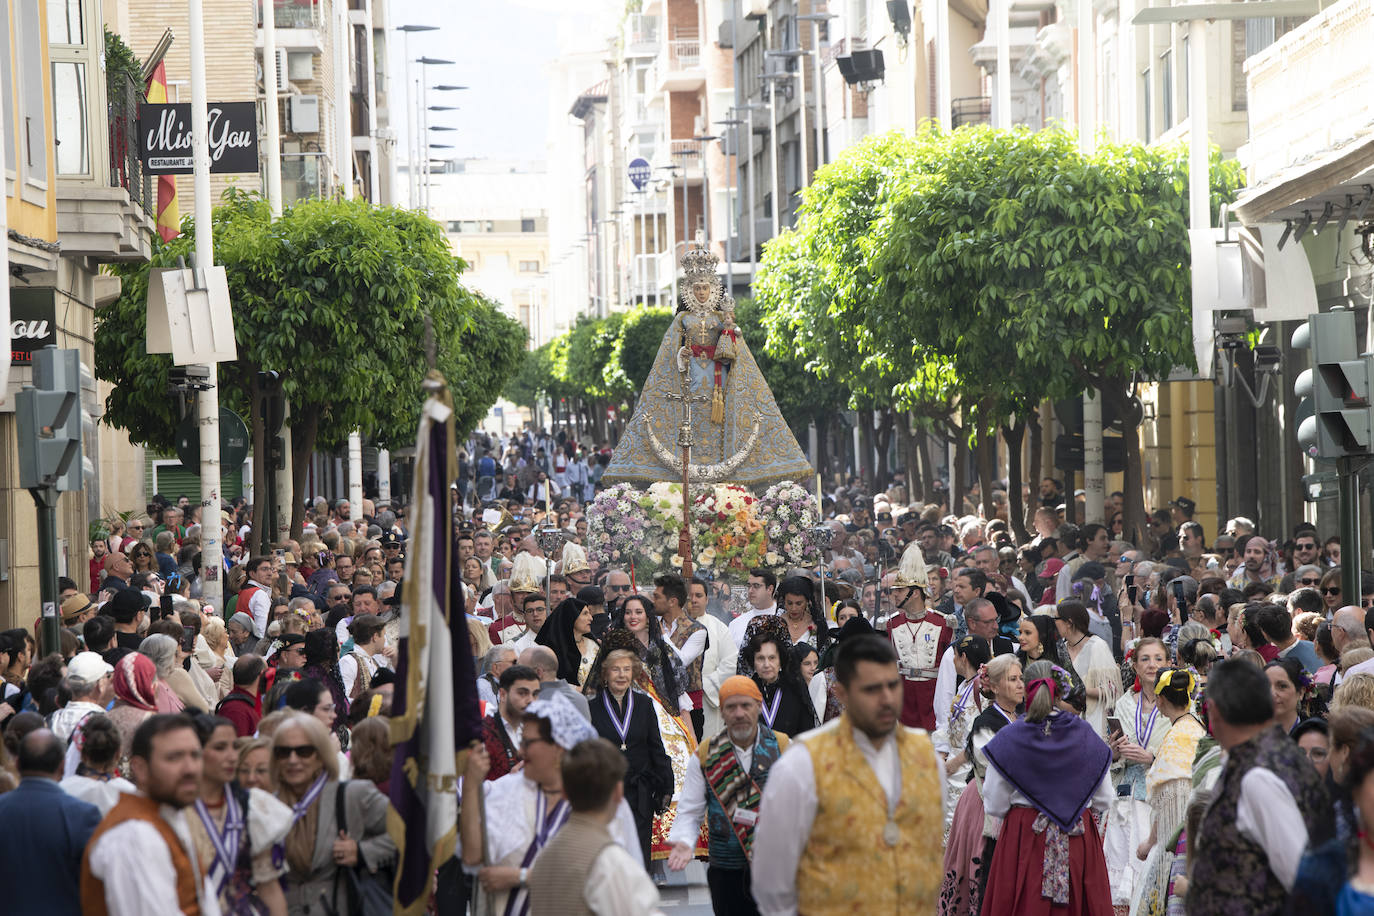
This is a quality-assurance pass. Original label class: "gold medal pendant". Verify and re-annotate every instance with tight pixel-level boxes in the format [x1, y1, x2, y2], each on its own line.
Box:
[883, 820, 899, 847]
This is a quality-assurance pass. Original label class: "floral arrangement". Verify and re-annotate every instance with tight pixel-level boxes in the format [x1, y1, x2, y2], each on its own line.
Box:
[586, 480, 822, 577]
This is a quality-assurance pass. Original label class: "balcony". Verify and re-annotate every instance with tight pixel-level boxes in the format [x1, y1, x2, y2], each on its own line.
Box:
[657, 34, 705, 92]
[56, 73, 154, 261]
[668, 139, 703, 180]
[952, 96, 991, 128]
[256, 0, 325, 52]
[277, 152, 335, 205]
[628, 252, 666, 300]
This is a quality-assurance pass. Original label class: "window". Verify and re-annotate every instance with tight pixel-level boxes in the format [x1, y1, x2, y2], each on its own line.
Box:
[1160, 49, 1173, 129]
[16, 0, 48, 186]
[521, 218, 535, 232]
[519, 259, 540, 272]
[51, 61, 87, 174]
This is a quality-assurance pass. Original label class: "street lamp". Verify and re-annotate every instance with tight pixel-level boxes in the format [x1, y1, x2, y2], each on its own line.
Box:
[714, 118, 744, 265]
[760, 72, 790, 237]
[394, 24, 438, 209]
[729, 102, 766, 274]
[765, 49, 809, 191]
[797, 12, 838, 166]
[693, 135, 720, 252]
[414, 59, 455, 211]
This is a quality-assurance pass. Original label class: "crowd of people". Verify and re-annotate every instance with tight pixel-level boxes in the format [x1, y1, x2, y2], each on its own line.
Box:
[0, 423, 1369, 915]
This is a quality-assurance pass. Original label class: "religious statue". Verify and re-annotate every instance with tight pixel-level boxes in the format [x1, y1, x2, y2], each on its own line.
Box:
[603, 242, 812, 487]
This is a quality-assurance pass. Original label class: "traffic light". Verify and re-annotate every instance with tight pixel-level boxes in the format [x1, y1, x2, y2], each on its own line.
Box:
[16, 347, 83, 491]
[1293, 310, 1374, 460]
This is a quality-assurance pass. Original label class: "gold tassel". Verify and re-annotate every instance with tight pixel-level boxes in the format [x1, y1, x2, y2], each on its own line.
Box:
[711, 384, 724, 425]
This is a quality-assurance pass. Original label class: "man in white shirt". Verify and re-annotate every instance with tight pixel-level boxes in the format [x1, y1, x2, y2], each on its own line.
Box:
[752, 634, 948, 914]
[510, 595, 549, 654]
[459, 694, 644, 916]
[690, 578, 735, 739]
[82, 715, 221, 916]
[1187, 658, 1334, 913]
[728, 570, 779, 647]
[240, 556, 275, 639]
[527, 737, 665, 916]
[338, 613, 390, 699]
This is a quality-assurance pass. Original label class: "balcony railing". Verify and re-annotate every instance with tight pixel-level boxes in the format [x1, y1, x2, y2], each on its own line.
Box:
[278, 151, 334, 204]
[257, 0, 322, 30]
[108, 74, 151, 214]
[952, 96, 991, 128]
[666, 38, 701, 71]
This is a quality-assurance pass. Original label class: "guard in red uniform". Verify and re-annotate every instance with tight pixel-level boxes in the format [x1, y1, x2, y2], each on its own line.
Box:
[885, 542, 953, 731]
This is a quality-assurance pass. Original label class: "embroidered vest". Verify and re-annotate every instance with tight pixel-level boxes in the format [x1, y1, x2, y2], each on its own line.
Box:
[1188, 725, 1334, 916]
[526, 813, 614, 916]
[81, 793, 202, 916]
[695, 726, 788, 869]
[668, 616, 705, 693]
[795, 716, 944, 915]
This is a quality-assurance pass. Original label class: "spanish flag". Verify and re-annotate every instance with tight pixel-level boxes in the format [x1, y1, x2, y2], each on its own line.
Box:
[143, 61, 181, 243]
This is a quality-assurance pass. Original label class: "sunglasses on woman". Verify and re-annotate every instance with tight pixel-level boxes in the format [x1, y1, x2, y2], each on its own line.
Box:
[1323, 587, 1342, 596]
[273, 744, 318, 760]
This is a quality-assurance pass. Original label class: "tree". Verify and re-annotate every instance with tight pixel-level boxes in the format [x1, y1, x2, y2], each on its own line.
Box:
[609, 305, 674, 402]
[756, 125, 1245, 532]
[97, 191, 521, 541]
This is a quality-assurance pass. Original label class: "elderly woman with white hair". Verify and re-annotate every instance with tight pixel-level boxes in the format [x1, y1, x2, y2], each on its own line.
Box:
[138, 633, 186, 713]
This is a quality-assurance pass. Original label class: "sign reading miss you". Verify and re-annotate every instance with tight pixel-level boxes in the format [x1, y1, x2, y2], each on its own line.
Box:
[138, 102, 259, 175]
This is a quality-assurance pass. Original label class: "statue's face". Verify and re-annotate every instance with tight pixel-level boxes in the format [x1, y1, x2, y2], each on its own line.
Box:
[691, 279, 714, 305]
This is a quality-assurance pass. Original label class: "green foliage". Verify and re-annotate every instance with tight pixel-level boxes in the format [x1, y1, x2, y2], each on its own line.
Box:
[97, 191, 519, 455]
[612, 306, 674, 392]
[755, 126, 1246, 434]
[104, 28, 142, 102]
[733, 296, 848, 431]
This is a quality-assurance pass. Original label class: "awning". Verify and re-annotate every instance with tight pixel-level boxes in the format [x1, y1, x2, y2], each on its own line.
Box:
[1232, 128, 1374, 225]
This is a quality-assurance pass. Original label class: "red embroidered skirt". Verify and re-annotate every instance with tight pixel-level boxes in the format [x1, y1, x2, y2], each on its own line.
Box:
[980, 807, 1113, 916]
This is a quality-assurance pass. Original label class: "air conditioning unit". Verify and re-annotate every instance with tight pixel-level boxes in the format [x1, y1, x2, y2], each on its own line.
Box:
[287, 50, 313, 81]
[287, 94, 319, 133]
[275, 48, 288, 88]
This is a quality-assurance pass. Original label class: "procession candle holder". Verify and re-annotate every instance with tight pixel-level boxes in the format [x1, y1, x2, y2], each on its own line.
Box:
[537, 525, 567, 604]
[811, 524, 834, 611]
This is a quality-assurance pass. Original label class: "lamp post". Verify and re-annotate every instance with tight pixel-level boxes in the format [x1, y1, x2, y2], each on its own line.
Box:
[714, 118, 742, 264]
[413, 62, 456, 211]
[693, 135, 719, 249]
[760, 73, 788, 236]
[797, 12, 838, 166]
[394, 24, 437, 209]
[765, 50, 807, 190]
[731, 102, 766, 279]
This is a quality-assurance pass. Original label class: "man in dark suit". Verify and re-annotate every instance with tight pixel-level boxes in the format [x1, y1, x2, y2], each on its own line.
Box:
[0, 728, 101, 915]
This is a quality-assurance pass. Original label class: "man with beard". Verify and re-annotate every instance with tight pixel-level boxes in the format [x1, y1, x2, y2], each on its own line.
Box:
[753, 634, 947, 914]
[81, 714, 211, 915]
[667, 677, 790, 916]
[481, 664, 541, 781]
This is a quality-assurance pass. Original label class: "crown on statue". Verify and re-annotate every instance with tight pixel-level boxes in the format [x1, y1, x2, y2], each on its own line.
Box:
[680, 244, 719, 280]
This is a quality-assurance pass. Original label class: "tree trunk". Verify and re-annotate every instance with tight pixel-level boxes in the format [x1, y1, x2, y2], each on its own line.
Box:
[1028, 409, 1043, 519]
[896, 411, 918, 501]
[1110, 382, 1150, 551]
[290, 409, 322, 540]
[976, 430, 997, 520]
[915, 426, 934, 503]
[1004, 420, 1029, 542]
[247, 374, 266, 556]
[858, 411, 876, 492]
[815, 413, 832, 486]
[874, 408, 893, 491]
[952, 426, 968, 516]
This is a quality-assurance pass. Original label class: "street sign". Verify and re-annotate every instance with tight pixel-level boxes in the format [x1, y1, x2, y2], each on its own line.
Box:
[138, 102, 260, 174]
[628, 157, 651, 190]
[9, 288, 57, 364]
[176, 408, 250, 476]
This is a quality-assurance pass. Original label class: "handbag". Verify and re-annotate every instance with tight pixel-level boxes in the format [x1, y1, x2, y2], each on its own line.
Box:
[327, 781, 393, 916]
